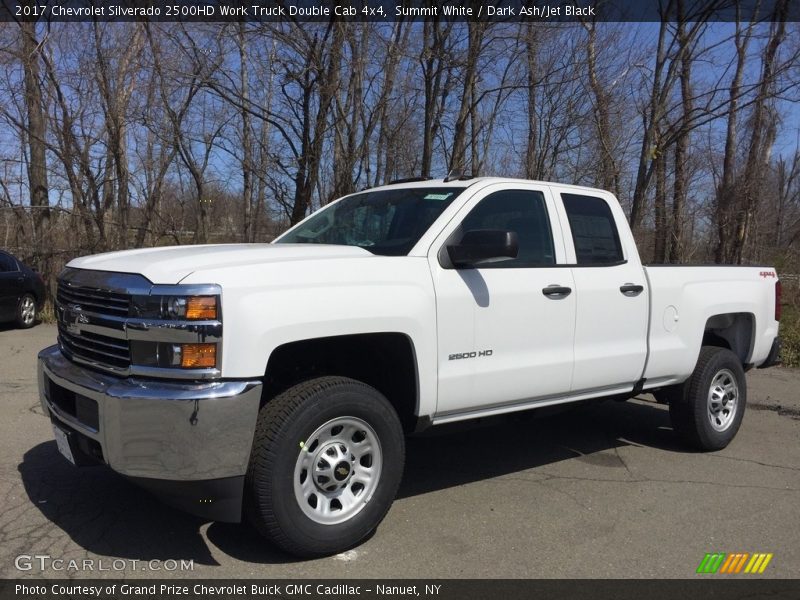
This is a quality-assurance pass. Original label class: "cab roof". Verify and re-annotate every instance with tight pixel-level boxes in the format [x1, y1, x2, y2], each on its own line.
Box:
[369, 177, 612, 197]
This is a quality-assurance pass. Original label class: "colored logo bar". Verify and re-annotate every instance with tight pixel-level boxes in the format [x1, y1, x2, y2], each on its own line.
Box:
[697, 553, 773, 574]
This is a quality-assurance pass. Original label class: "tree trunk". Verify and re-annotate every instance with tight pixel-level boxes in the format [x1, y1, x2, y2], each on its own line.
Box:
[421, 17, 451, 178]
[19, 22, 50, 270]
[584, 20, 619, 197]
[652, 127, 667, 263]
[373, 22, 407, 185]
[289, 22, 343, 224]
[669, 2, 692, 264]
[730, 0, 789, 263]
[450, 22, 483, 174]
[714, 6, 755, 263]
[629, 12, 672, 234]
[524, 24, 539, 179]
[238, 23, 255, 242]
[93, 24, 142, 249]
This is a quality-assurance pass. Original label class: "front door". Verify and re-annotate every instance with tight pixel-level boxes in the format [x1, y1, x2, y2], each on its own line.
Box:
[429, 184, 576, 417]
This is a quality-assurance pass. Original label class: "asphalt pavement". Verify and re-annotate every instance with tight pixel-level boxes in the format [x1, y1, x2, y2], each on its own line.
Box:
[1, 324, 798, 579]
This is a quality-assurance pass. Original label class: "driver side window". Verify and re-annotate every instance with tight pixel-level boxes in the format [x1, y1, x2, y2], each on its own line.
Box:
[460, 190, 555, 267]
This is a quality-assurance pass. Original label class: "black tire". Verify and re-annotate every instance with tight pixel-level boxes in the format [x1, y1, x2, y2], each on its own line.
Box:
[668, 346, 746, 451]
[245, 376, 405, 557]
[16, 293, 37, 329]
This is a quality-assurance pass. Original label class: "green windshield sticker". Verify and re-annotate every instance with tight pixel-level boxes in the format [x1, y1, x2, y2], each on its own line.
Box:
[424, 193, 452, 201]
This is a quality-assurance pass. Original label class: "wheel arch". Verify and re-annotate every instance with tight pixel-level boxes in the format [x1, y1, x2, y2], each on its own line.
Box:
[262, 333, 420, 432]
[702, 312, 755, 366]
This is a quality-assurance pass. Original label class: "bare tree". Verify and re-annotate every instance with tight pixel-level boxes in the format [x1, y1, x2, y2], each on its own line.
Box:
[93, 24, 144, 248]
[148, 24, 227, 243]
[254, 22, 343, 224]
[331, 23, 368, 200]
[39, 26, 109, 251]
[773, 148, 800, 247]
[370, 20, 410, 184]
[582, 19, 620, 198]
[523, 26, 586, 181]
[729, 0, 791, 263]
[236, 22, 256, 243]
[714, 3, 759, 263]
[420, 17, 454, 177]
[668, 0, 696, 263]
[19, 22, 49, 270]
[449, 21, 486, 173]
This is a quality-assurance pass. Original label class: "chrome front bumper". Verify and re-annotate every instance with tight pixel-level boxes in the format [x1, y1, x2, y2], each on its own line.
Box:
[38, 345, 262, 482]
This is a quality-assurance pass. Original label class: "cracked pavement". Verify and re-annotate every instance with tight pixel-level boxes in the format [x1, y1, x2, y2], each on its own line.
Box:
[1, 324, 798, 578]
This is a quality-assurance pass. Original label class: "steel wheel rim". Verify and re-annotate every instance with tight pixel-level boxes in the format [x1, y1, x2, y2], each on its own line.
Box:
[20, 296, 35, 325]
[293, 416, 383, 525]
[707, 368, 738, 432]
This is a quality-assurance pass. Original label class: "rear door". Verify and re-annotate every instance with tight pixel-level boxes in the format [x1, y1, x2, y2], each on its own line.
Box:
[429, 183, 576, 416]
[550, 188, 649, 392]
[0, 252, 23, 320]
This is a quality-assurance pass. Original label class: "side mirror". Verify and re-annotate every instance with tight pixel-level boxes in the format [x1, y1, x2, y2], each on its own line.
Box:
[446, 229, 519, 268]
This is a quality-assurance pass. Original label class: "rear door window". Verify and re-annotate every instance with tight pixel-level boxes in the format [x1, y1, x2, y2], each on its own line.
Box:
[561, 193, 624, 265]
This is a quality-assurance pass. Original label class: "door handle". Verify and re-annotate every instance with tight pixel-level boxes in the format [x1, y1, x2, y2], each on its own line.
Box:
[542, 285, 572, 299]
[620, 283, 644, 296]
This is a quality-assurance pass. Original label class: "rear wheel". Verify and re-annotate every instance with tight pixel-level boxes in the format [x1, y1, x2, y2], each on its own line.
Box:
[245, 376, 405, 557]
[16, 293, 37, 328]
[668, 346, 746, 451]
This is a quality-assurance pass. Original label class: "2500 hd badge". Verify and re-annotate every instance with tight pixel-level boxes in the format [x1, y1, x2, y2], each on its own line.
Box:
[449, 349, 493, 360]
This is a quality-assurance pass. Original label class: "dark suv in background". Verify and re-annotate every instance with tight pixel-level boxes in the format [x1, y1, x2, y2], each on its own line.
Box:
[0, 250, 45, 328]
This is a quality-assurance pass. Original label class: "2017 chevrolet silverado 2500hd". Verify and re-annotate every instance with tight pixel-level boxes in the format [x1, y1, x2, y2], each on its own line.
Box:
[38, 178, 782, 557]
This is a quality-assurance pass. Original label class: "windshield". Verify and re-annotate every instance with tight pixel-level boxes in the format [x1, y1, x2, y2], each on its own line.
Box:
[276, 187, 466, 256]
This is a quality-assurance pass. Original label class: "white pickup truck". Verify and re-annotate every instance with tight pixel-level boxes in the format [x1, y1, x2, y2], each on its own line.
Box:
[38, 177, 781, 556]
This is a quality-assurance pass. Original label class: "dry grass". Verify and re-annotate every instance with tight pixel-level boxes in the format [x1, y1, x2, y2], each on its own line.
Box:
[39, 300, 56, 325]
[781, 301, 800, 368]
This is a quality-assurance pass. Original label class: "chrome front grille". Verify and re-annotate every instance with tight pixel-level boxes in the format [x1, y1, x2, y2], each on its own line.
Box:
[56, 282, 130, 317]
[56, 279, 132, 373]
[57, 324, 131, 370]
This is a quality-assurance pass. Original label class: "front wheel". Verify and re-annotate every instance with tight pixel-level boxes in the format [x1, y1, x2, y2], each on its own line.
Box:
[245, 376, 405, 557]
[668, 346, 746, 451]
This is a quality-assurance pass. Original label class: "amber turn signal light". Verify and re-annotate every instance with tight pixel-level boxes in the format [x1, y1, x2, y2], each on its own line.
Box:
[186, 296, 218, 320]
[180, 343, 217, 368]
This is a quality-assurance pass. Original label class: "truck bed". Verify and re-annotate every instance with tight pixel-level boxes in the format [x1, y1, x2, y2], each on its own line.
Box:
[642, 265, 779, 388]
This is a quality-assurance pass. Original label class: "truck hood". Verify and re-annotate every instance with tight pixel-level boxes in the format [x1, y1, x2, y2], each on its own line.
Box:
[67, 244, 374, 284]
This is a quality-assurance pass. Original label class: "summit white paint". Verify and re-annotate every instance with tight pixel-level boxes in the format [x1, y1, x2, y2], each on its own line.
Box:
[66, 178, 781, 422]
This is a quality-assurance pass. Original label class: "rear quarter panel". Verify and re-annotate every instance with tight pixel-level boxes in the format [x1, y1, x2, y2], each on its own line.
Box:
[643, 266, 779, 386]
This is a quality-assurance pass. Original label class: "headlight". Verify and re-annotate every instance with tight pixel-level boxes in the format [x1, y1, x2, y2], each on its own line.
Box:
[167, 296, 217, 320]
[167, 297, 187, 318]
[131, 341, 219, 370]
[126, 285, 222, 376]
[131, 294, 220, 321]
